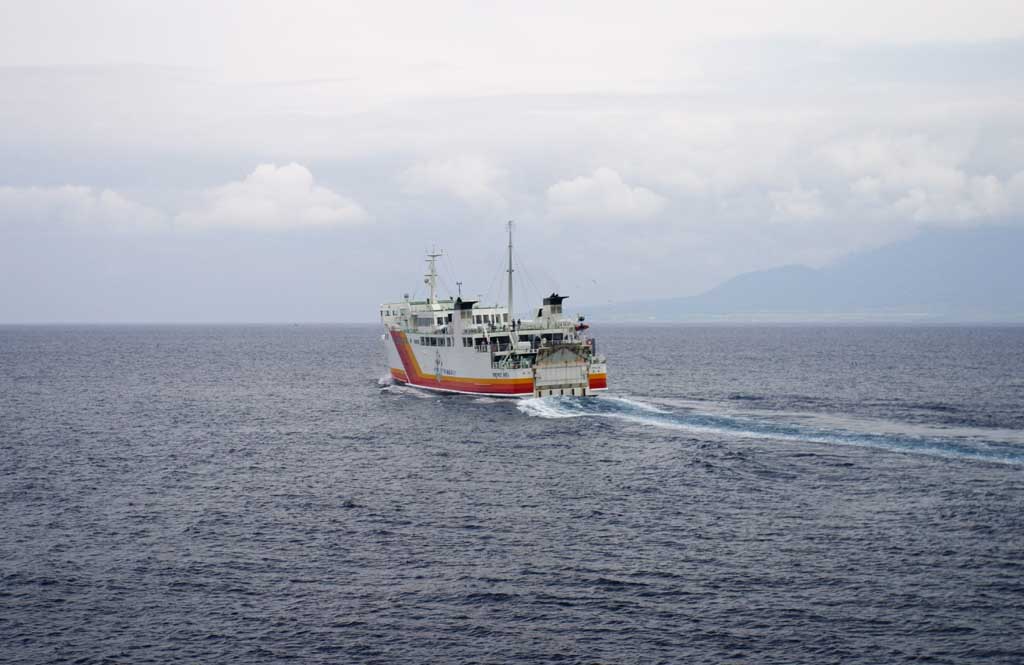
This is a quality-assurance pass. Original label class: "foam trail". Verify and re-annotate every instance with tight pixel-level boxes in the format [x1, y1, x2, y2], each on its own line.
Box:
[597, 395, 670, 414]
[517, 395, 1024, 465]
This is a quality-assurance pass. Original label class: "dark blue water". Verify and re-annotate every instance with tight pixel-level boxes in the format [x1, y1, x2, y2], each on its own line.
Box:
[2, 324, 1023, 664]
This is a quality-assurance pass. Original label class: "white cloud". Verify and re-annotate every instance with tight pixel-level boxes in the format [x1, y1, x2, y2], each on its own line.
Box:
[0, 185, 165, 229]
[546, 168, 665, 221]
[175, 163, 368, 229]
[769, 186, 826, 222]
[821, 134, 1017, 225]
[0, 166, 372, 234]
[1009, 171, 1024, 210]
[663, 168, 711, 194]
[401, 156, 506, 208]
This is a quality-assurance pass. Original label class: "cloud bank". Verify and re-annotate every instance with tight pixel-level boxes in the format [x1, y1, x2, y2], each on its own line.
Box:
[401, 156, 506, 209]
[819, 135, 1022, 225]
[0, 185, 165, 229]
[546, 169, 666, 222]
[0, 165, 370, 233]
[176, 163, 368, 229]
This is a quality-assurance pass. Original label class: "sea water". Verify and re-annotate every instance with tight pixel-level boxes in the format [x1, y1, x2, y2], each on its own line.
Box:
[2, 324, 1022, 663]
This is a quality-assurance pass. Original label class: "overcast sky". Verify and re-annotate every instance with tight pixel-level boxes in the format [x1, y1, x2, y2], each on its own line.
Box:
[2, 1, 1023, 322]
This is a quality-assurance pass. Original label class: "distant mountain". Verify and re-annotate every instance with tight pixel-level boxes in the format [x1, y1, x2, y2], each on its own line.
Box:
[585, 226, 1024, 322]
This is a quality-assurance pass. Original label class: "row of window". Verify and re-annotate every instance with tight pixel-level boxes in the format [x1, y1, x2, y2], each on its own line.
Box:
[415, 336, 454, 347]
[406, 331, 567, 346]
[381, 309, 509, 326]
[413, 335, 515, 348]
[414, 315, 448, 324]
[474, 313, 508, 325]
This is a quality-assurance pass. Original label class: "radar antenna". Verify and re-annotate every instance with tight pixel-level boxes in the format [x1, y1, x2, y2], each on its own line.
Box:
[424, 248, 443, 304]
[506, 221, 514, 318]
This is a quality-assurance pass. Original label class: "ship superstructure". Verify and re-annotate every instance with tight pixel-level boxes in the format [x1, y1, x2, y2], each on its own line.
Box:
[380, 223, 607, 397]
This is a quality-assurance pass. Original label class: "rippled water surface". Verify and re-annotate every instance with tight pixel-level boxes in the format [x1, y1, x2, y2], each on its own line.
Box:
[2, 324, 1023, 664]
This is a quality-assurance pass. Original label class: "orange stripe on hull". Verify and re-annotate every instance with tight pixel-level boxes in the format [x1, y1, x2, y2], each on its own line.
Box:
[389, 330, 535, 395]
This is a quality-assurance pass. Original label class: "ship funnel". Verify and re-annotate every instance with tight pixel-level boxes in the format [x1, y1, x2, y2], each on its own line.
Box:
[540, 293, 567, 320]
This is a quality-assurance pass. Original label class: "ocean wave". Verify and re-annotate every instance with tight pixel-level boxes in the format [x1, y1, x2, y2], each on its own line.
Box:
[517, 395, 1024, 465]
[378, 382, 435, 399]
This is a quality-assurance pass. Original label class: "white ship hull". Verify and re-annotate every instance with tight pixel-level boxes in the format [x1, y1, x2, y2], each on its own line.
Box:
[383, 329, 607, 397]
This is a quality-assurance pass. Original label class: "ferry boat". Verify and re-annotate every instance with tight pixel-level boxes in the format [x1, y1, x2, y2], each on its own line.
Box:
[380, 223, 608, 397]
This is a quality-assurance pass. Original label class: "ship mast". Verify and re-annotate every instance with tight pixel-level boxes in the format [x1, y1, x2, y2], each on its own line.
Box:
[506, 221, 514, 319]
[425, 248, 442, 304]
